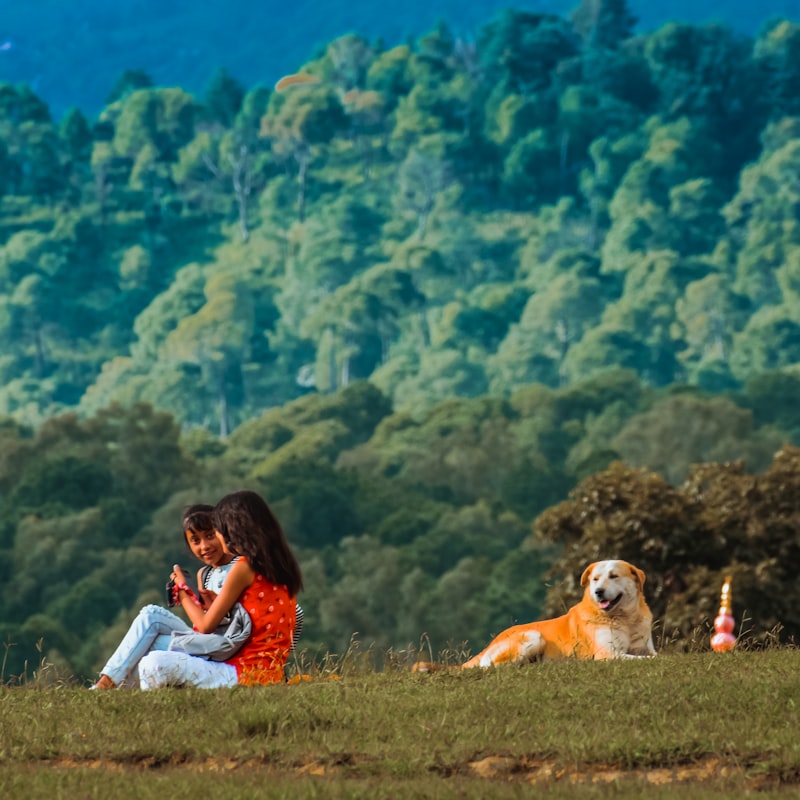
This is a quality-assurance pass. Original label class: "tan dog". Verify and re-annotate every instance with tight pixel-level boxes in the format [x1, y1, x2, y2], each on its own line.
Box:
[462, 560, 656, 667]
[413, 560, 656, 672]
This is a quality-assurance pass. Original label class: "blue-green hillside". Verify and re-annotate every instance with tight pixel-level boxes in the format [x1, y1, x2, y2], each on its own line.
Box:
[1, 0, 797, 116]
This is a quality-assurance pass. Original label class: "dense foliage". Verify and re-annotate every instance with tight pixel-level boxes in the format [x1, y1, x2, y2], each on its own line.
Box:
[1, 5, 800, 430]
[0, 3, 798, 431]
[0, 2, 799, 679]
[1, 377, 798, 680]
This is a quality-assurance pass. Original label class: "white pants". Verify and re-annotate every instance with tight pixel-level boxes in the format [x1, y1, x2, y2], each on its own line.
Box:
[101, 604, 191, 686]
[138, 650, 239, 690]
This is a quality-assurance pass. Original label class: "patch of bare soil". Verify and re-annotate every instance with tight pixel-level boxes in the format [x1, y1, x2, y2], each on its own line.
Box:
[37, 754, 354, 776]
[468, 754, 779, 789]
[35, 753, 788, 790]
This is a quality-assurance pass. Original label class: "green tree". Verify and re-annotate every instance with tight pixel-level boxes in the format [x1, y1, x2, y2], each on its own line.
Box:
[408, 500, 530, 575]
[59, 108, 92, 163]
[742, 370, 800, 439]
[644, 22, 763, 166]
[579, 132, 646, 247]
[395, 149, 452, 240]
[105, 69, 153, 104]
[600, 117, 722, 274]
[260, 84, 347, 221]
[10, 457, 111, 519]
[341, 87, 390, 179]
[487, 93, 544, 147]
[203, 67, 245, 127]
[85, 403, 190, 509]
[171, 130, 226, 215]
[130, 262, 209, 360]
[729, 305, 800, 382]
[235, 85, 272, 134]
[112, 87, 198, 163]
[612, 393, 783, 484]
[417, 557, 492, 652]
[561, 324, 658, 385]
[477, 10, 578, 95]
[163, 270, 254, 437]
[753, 20, 800, 119]
[316, 536, 411, 651]
[304, 263, 423, 392]
[224, 380, 392, 478]
[378, 349, 488, 415]
[199, 130, 270, 242]
[3, 509, 103, 619]
[442, 283, 528, 351]
[321, 34, 376, 92]
[5, 274, 56, 378]
[489, 261, 608, 390]
[502, 128, 561, 207]
[0, 83, 50, 124]
[721, 135, 800, 308]
[673, 273, 745, 390]
[666, 178, 725, 256]
[18, 121, 64, 200]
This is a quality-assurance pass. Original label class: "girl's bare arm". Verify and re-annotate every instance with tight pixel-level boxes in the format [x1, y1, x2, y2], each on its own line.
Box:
[174, 560, 255, 632]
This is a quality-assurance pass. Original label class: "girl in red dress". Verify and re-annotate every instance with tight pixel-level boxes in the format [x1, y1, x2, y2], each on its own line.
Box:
[138, 490, 303, 689]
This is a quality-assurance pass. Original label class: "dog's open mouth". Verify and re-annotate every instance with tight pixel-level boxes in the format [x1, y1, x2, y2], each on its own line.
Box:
[596, 594, 622, 612]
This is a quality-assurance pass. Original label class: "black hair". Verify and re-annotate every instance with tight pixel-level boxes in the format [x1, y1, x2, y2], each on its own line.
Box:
[213, 490, 303, 597]
[181, 504, 216, 554]
[182, 504, 215, 534]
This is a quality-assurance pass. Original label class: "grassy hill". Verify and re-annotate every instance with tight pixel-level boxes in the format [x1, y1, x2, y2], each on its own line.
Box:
[1, 650, 798, 798]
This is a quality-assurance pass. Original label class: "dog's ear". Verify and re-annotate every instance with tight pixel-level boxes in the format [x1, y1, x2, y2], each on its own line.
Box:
[628, 563, 646, 589]
[580, 563, 598, 586]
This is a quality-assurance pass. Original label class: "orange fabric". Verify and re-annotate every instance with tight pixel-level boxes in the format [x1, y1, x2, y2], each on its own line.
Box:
[225, 569, 296, 685]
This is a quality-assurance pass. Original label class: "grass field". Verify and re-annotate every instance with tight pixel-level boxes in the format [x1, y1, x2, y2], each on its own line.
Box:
[1, 650, 799, 798]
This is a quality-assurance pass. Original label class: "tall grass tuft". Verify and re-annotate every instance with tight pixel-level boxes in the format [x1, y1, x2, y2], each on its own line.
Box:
[1, 638, 77, 688]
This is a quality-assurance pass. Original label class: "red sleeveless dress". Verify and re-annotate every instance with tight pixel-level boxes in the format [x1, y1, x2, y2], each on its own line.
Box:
[225, 567, 296, 685]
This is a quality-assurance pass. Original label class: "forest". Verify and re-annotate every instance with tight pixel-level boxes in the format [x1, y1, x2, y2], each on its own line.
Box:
[1, 0, 800, 680]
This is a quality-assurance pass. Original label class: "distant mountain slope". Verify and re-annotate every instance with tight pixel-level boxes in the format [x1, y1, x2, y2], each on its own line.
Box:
[1, 0, 798, 118]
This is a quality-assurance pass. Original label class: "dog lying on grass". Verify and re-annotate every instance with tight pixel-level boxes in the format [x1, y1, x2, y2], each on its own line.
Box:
[414, 560, 656, 672]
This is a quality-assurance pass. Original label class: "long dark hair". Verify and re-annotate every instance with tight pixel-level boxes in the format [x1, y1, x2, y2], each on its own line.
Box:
[213, 490, 303, 597]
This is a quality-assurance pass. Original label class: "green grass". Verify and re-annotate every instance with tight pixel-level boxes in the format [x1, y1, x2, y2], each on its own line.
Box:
[1, 651, 799, 798]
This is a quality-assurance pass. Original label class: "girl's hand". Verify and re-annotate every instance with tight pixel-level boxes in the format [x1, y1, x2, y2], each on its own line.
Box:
[171, 564, 187, 586]
[183, 558, 255, 633]
[199, 589, 217, 607]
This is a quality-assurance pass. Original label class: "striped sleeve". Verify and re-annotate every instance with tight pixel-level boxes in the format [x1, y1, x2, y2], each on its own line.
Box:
[292, 603, 304, 652]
